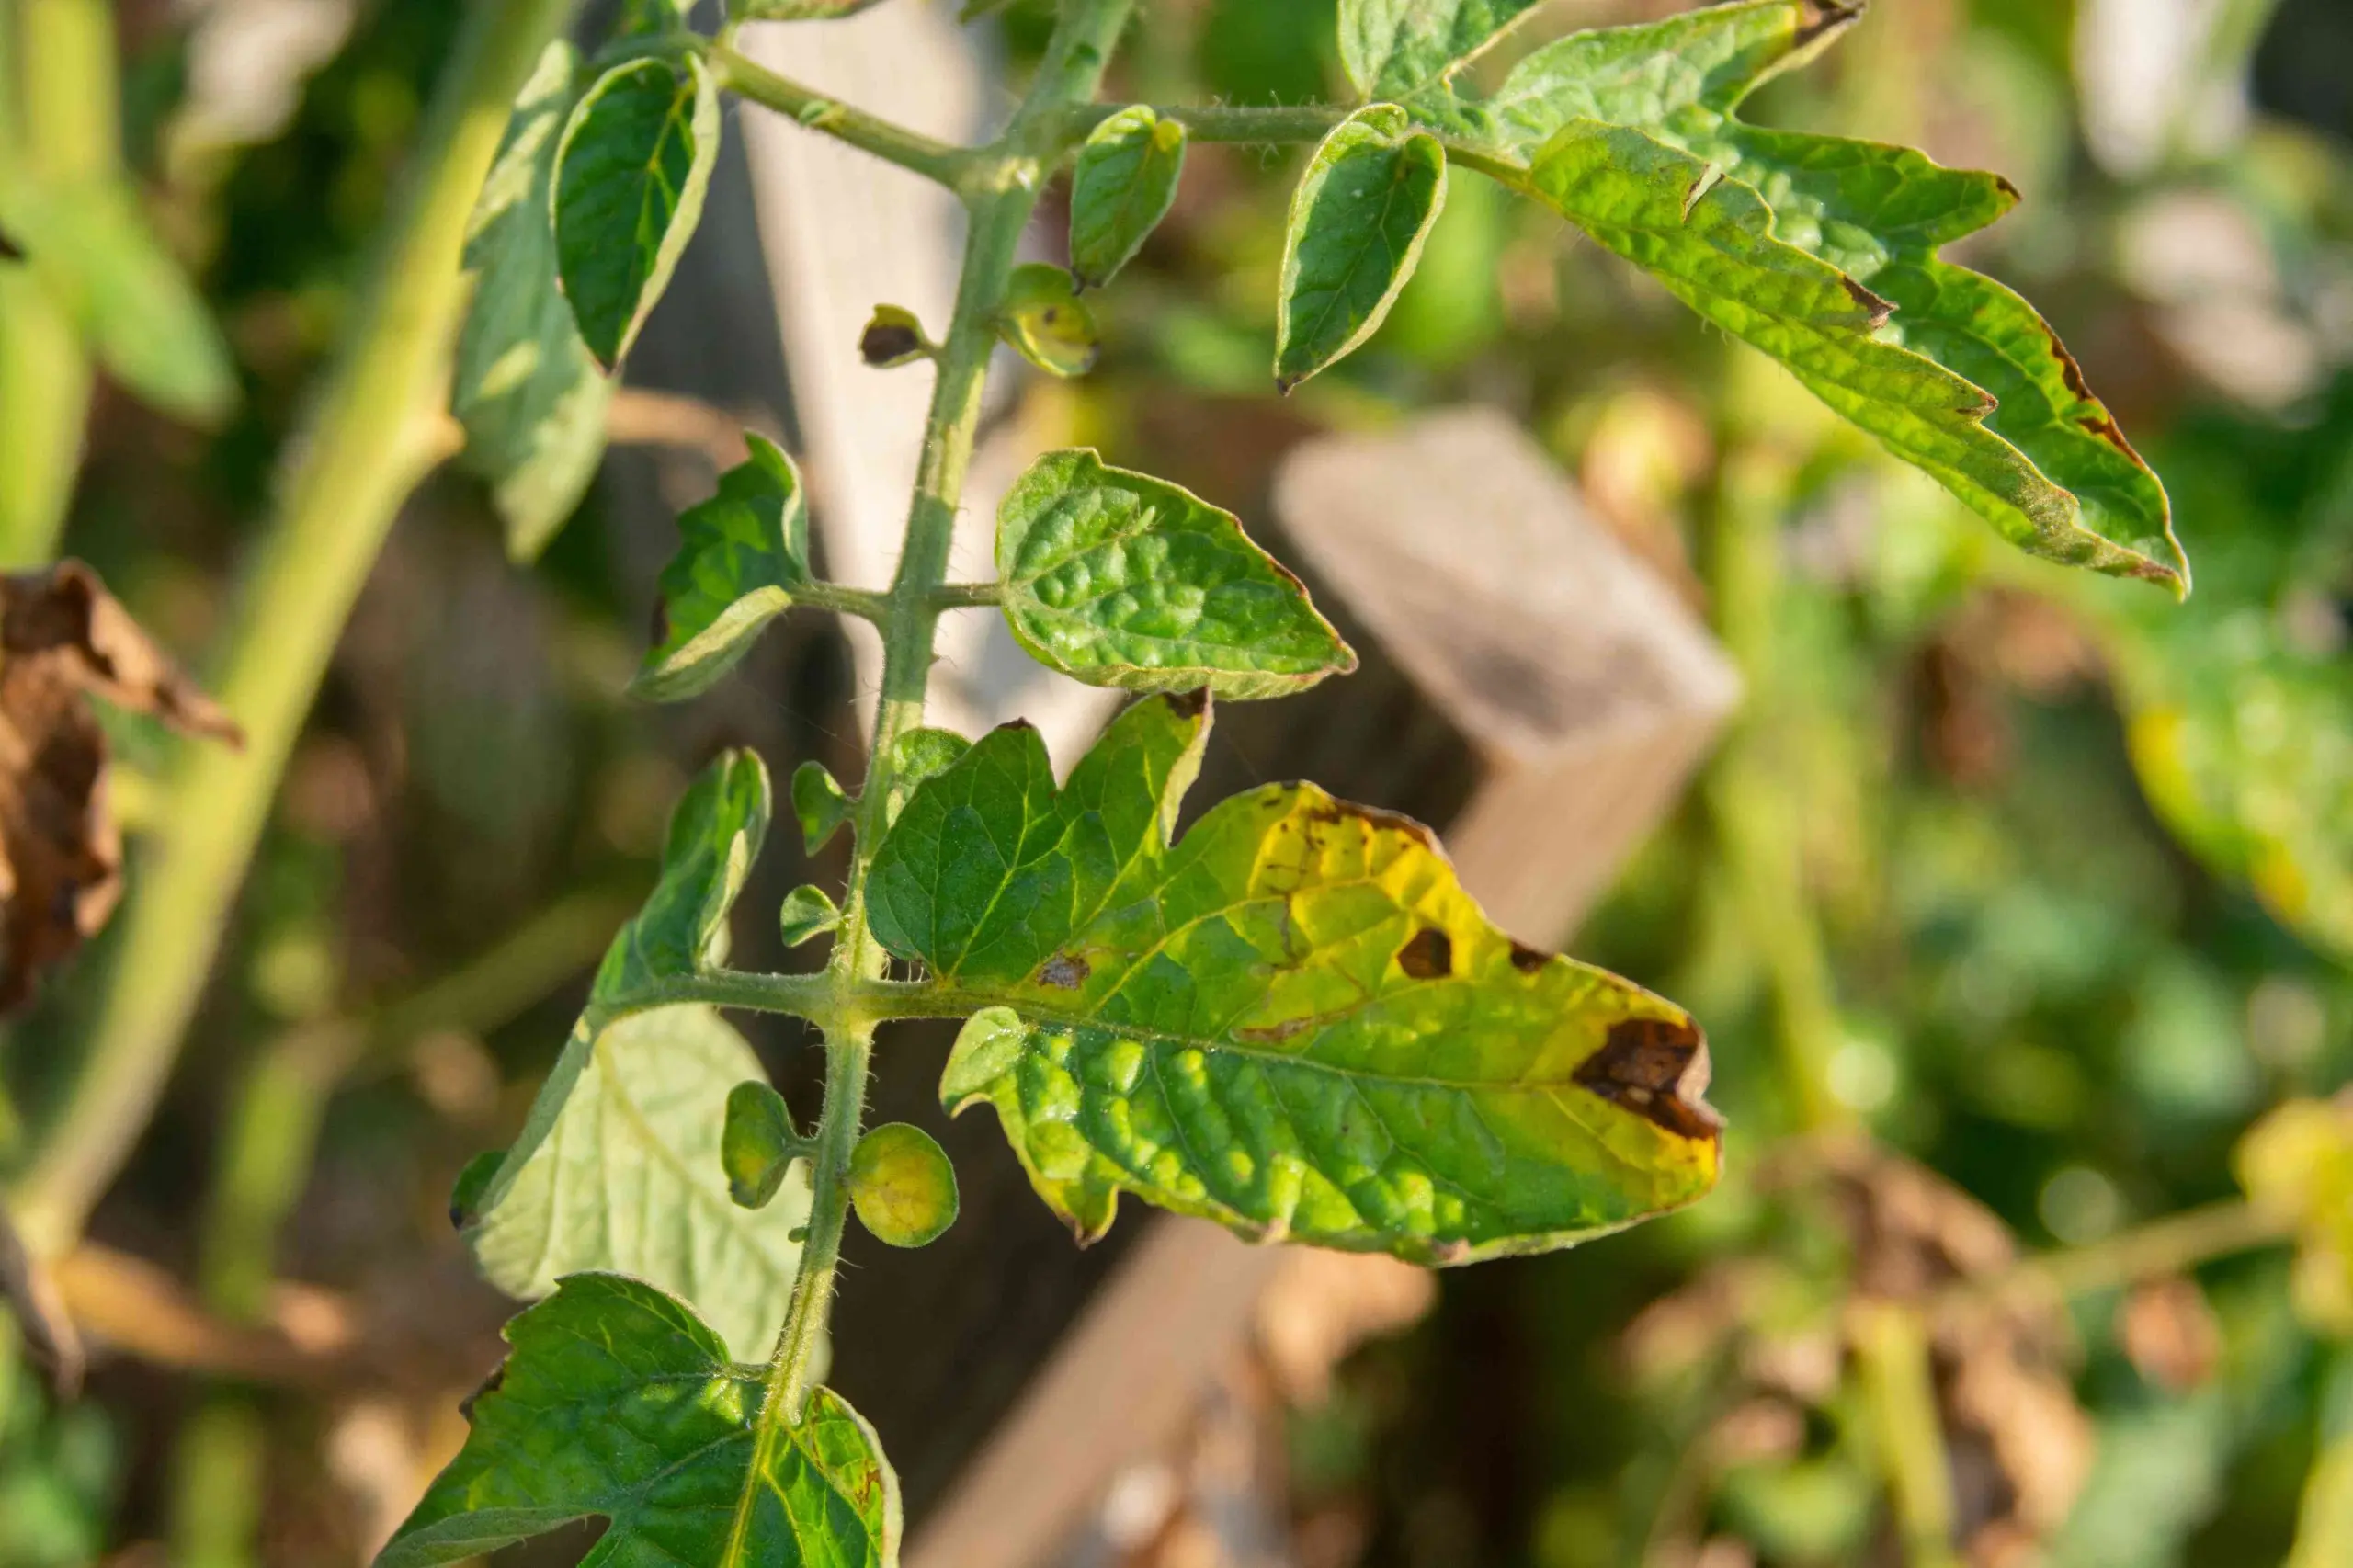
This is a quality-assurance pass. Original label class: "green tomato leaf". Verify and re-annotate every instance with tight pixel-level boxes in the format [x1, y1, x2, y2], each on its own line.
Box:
[996, 264, 1101, 379]
[552, 52, 721, 369]
[995, 449, 1356, 699]
[1441, 0, 1853, 152]
[455, 40, 614, 563]
[1340, 0, 1544, 100]
[778, 883, 842, 948]
[634, 435, 813, 701]
[1275, 105, 1448, 392]
[847, 1123, 959, 1248]
[793, 760, 853, 854]
[599, 748, 771, 995]
[1402, 0, 2180, 590]
[1070, 107, 1188, 290]
[722, 1080, 801, 1210]
[0, 176, 235, 425]
[885, 728, 972, 824]
[1522, 119, 2183, 592]
[457, 753, 787, 1355]
[378, 1275, 898, 1568]
[872, 695, 1722, 1263]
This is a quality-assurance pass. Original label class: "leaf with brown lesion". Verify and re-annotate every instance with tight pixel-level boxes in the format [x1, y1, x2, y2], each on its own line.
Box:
[0, 561, 243, 1012]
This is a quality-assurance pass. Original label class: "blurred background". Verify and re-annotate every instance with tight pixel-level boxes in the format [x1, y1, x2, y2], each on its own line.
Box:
[0, 1, 2349, 1566]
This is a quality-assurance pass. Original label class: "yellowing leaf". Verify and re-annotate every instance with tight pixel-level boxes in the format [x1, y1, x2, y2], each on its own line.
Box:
[870, 695, 1721, 1264]
[996, 265, 1100, 379]
[2235, 1096, 2353, 1337]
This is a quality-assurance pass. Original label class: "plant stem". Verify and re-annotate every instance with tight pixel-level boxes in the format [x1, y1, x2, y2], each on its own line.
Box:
[927, 582, 1002, 609]
[747, 0, 1139, 1428]
[709, 42, 972, 189]
[8, 0, 575, 1260]
[0, 0, 116, 565]
[1700, 446, 1848, 1132]
[1977, 1197, 2294, 1306]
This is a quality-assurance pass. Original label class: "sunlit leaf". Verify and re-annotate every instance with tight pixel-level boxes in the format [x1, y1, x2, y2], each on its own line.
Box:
[459, 753, 795, 1358]
[723, 1080, 801, 1210]
[552, 52, 721, 369]
[871, 695, 1721, 1263]
[1338, 0, 1543, 100]
[1275, 105, 1447, 392]
[793, 760, 852, 854]
[455, 40, 613, 562]
[1404, 0, 2181, 589]
[634, 436, 812, 701]
[1070, 107, 1187, 289]
[995, 449, 1355, 699]
[996, 264, 1100, 378]
[778, 883, 841, 947]
[0, 176, 235, 425]
[378, 1275, 897, 1568]
[847, 1124, 959, 1248]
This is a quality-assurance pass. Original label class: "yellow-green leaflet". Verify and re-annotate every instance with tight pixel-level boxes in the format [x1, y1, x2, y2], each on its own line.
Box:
[869, 695, 1721, 1264]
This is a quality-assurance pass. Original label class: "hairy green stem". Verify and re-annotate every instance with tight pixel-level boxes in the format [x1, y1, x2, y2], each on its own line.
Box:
[740, 0, 1139, 1427]
[709, 42, 973, 189]
[0, 0, 115, 565]
[8, 0, 574, 1259]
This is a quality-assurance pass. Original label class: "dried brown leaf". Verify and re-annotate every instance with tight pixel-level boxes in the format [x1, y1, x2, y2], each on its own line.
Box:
[0, 562, 242, 1010]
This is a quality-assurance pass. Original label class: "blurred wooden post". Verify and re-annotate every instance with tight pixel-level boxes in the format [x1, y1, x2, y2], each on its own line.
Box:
[908, 409, 1741, 1568]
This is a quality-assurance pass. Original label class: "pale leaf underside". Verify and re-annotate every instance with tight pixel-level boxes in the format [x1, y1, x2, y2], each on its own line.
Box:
[457, 39, 614, 562]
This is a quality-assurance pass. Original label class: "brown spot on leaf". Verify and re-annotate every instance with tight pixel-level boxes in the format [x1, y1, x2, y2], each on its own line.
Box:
[648, 596, 670, 649]
[1037, 951, 1090, 990]
[858, 321, 925, 367]
[1574, 1016, 1723, 1142]
[1794, 0, 1866, 47]
[0, 563, 243, 1013]
[1163, 687, 1210, 721]
[0, 226, 21, 263]
[1395, 926, 1453, 980]
[1237, 1016, 1313, 1045]
[1508, 942, 1548, 975]
[1299, 797, 1441, 854]
[1840, 275, 1895, 330]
